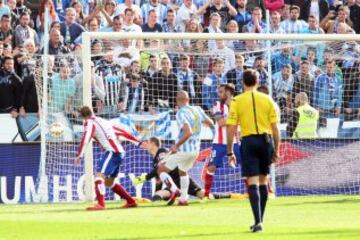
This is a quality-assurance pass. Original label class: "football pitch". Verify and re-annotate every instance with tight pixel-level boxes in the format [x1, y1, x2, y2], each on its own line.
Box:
[1, 195, 360, 240]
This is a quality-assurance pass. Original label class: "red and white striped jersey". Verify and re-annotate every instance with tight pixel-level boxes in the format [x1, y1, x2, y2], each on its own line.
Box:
[77, 117, 139, 158]
[212, 101, 239, 145]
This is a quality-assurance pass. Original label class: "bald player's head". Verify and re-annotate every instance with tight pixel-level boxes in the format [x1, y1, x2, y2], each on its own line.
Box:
[176, 90, 190, 107]
[295, 92, 309, 107]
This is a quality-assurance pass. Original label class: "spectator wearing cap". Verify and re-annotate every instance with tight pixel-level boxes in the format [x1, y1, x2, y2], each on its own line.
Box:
[115, 0, 143, 25]
[226, 54, 245, 94]
[197, 0, 237, 31]
[242, 7, 267, 33]
[0, 15, 14, 47]
[280, 5, 308, 33]
[211, 40, 236, 73]
[301, 0, 329, 22]
[0, 0, 11, 20]
[347, 0, 360, 34]
[14, 11, 38, 48]
[202, 58, 227, 111]
[233, 0, 252, 32]
[264, 0, 284, 14]
[141, 0, 168, 24]
[176, 0, 197, 30]
[320, 6, 353, 33]
[60, 8, 85, 47]
[142, 9, 163, 32]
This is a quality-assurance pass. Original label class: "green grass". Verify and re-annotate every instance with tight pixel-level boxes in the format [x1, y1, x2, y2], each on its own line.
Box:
[1, 195, 360, 240]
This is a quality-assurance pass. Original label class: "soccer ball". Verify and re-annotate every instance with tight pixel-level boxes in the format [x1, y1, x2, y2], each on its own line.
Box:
[49, 122, 64, 138]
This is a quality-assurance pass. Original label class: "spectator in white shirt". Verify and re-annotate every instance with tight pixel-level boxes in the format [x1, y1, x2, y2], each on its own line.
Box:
[176, 0, 198, 29]
[211, 40, 236, 73]
[115, 0, 143, 25]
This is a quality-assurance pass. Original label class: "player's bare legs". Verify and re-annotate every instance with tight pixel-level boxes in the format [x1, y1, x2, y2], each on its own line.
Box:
[105, 178, 137, 208]
[157, 164, 180, 205]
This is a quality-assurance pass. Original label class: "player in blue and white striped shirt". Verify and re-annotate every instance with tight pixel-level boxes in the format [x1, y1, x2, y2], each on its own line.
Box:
[158, 90, 214, 206]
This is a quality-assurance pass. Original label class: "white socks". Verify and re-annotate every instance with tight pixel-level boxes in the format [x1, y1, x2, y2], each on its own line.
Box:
[180, 175, 190, 202]
[159, 172, 178, 192]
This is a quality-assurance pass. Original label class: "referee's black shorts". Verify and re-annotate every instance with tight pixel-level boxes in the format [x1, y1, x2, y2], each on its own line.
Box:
[240, 134, 274, 177]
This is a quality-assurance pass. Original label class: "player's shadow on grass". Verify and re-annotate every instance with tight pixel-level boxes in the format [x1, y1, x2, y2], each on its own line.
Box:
[102, 231, 242, 240]
[278, 198, 360, 206]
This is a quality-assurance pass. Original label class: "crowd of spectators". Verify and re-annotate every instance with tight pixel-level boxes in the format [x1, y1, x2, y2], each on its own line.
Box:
[0, 0, 359, 138]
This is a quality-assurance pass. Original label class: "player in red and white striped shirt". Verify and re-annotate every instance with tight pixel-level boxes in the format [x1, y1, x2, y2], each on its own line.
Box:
[203, 84, 241, 198]
[75, 106, 140, 210]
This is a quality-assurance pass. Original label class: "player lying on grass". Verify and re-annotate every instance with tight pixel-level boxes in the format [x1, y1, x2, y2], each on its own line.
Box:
[132, 137, 233, 201]
[75, 106, 139, 210]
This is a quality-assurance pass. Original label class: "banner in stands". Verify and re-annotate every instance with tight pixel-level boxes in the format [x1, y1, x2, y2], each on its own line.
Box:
[1, 140, 360, 204]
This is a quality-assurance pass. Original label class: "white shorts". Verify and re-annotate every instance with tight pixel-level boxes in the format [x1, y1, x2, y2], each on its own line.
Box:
[164, 152, 198, 172]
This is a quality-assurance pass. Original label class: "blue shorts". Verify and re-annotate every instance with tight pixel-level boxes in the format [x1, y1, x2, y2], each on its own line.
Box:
[97, 151, 124, 178]
[240, 135, 273, 177]
[208, 143, 241, 168]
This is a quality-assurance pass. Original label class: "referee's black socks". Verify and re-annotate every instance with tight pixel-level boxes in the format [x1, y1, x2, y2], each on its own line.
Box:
[248, 185, 261, 225]
[259, 185, 268, 222]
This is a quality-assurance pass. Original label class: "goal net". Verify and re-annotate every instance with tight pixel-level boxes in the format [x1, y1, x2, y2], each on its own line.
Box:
[34, 33, 360, 203]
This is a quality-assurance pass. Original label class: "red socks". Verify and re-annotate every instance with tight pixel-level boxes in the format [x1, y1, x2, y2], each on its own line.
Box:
[204, 172, 214, 197]
[95, 179, 105, 207]
[112, 183, 135, 204]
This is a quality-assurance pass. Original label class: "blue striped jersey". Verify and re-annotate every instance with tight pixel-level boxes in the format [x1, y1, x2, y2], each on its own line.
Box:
[176, 105, 206, 153]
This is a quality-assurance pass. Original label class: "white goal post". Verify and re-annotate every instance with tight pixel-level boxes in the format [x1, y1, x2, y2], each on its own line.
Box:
[79, 32, 360, 201]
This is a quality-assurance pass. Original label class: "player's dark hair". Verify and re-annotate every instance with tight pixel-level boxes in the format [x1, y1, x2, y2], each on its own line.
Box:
[243, 69, 258, 87]
[149, 137, 161, 148]
[220, 83, 235, 96]
[79, 106, 93, 118]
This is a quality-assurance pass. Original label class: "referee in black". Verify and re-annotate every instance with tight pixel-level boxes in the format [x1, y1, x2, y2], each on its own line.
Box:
[226, 69, 280, 232]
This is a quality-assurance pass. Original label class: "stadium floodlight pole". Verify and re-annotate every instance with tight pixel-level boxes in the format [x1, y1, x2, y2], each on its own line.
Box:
[265, 10, 276, 196]
[82, 33, 94, 202]
[38, 6, 50, 200]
